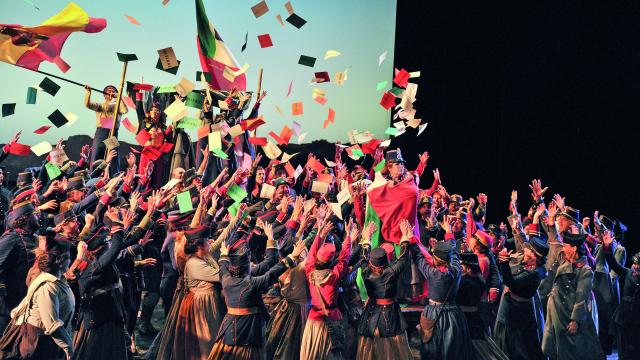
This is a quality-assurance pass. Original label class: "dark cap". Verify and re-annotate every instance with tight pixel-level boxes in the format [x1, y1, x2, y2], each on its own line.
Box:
[562, 232, 586, 247]
[556, 206, 580, 224]
[54, 210, 77, 226]
[184, 226, 210, 242]
[459, 252, 481, 272]
[524, 236, 549, 257]
[67, 176, 85, 191]
[385, 149, 404, 163]
[433, 241, 453, 262]
[16, 171, 33, 187]
[369, 247, 389, 267]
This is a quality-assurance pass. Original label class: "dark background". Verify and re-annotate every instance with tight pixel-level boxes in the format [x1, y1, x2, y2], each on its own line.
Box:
[390, 0, 640, 259]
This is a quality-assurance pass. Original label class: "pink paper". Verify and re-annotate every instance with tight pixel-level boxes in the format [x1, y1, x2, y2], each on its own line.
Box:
[122, 96, 136, 110]
[122, 117, 137, 133]
[286, 80, 293, 97]
[292, 121, 301, 136]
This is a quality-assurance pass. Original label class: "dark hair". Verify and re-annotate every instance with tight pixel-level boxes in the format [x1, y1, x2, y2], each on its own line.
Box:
[184, 238, 207, 255]
[37, 250, 64, 273]
[535, 255, 546, 267]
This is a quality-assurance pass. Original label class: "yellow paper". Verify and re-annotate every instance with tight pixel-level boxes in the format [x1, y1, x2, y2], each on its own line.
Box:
[103, 136, 120, 150]
[174, 77, 195, 97]
[262, 141, 282, 160]
[223, 67, 236, 82]
[218, 100, 229, 110]
[161, 178, 180, 190]
[208, 131, 222, 150]
[337, 187, 351, 205]
[164, 99, 186, 121]
[281, 152, 298, 163]
[311, 181, 329, 194]
[232, 63, 250, 77]
[324, 50, 341, 60]
[228, 124, 244, 137]
[31, 141, 52, 156]
[65, 112, 79, 126]
[334, 71, 346, 86]
[260, 183, 275, 199]
[312, 87, 326, 99]
[409, 71, 421, 78]
[329, 202, 343, 220]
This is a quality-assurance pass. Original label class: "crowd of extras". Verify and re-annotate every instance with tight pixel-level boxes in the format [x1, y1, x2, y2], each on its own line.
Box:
[0, 129, 638, 360]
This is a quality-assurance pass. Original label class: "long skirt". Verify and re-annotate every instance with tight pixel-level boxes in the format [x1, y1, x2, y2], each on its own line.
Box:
[172, 285, 225, 360]
[355, 332, 412, 360]
[494, 294, 545, 360]
[616, 322, 640, 360]
[208, 339, 265, 360]
[145, 284, 185, 360]
[300, 319, 342, 360]
[265, 299, 309, 360]
[420, 303, 471, 360]
[72, 319, 128, 360]
[462, 310, 509, 360]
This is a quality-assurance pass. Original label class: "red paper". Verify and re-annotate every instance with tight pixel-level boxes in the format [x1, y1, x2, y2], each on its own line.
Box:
[9, 143, 31, 156]
[316, 173, 334, 183]
[33, 126, 51, 134]
[327, 108, 335, 123]
[125, 14, 141, 25]
[306, 156, 325, 174]
[122, 117, 137, 133]
[280, 125, 293, 144]
[241, 116, 265, 131]
[141, 146, 161, 160]
[291, 102, 303, 115]
[314, 72, 330, 83]
[135, 129, 151, 145]
[314, 96, 327, 105]
[122, 96, 136, 110]
[268, 131, 285, 145]
[248, 137, 267, 146]
[284, 162, 295, 177]
[133, 83, 154, 91]
[393, 68, 410, 87]
[380, 92, 396, 110]
[197, 126, 210, 140]
[361, 139, 382, 154]
[257, 34, 273, 48]
[158, 142, 174, 153]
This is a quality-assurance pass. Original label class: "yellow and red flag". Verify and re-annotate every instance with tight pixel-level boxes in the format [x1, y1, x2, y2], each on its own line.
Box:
[0, 2, 106, 73]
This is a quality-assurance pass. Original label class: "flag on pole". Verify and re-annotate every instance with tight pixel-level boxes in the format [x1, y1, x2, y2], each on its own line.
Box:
[0, 2, 107, 73]
[195, 0, 246, 91]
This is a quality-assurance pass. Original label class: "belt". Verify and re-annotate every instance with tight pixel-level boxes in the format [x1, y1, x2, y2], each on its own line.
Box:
[374, 298, 394, 305]
[459, 305, 478, 312]
[429, 299, 450, 305]
[508, 292, 531, 302]
[89, 282, 122, 298]
[227, 306, 259, 315]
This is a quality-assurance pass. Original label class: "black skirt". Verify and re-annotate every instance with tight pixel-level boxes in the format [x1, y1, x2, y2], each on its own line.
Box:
[420, 303, 471, 360]
[265, 299, 309, 360]
[72, 317, 129, 360]
[493, 293, 544, 360]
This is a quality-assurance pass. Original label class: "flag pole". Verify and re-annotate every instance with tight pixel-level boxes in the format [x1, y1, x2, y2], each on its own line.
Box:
[107, 60, 129, 142]
[5, 63, 105, 93]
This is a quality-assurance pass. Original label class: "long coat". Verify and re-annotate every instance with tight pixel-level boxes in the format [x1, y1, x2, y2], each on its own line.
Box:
[541, 251, 604, 360]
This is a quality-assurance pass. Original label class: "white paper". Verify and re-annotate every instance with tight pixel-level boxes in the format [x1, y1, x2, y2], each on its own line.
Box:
[417, 123, 428, 136]
[260, 183, 276, 199]
[329, 202, 343, 220]
[378, 50, 387, 66]
[164, 99, 187, 121]
[102, 136, 120, 149]
[311, 181, 329, 194]
[31, 141, 52, 156]
[174, 77, 195, 97]
[337, 187, 351, 205]
[49, 148, 69, 166]
[281, 152, 298, 163]
[161, 178, 180, 190]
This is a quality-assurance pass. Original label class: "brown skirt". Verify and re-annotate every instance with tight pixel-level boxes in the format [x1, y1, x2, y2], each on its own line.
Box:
[355, 332, 412, 360]
[172, 287, 225, 360]
[300, 319, 343, 360]
[207, 339, 266, 360]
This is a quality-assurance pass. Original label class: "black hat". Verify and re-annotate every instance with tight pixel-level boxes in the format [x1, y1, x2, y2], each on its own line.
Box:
[12, 186, 35, 204]
[449, 194, 463, 204]
[54, 210, 77, 226]
[16, 171, 33, 188]
[184, 226, 210, 242]
[385, 149, 404, 163]
[598, 215, 615, 231]
[229, 243, 251, 267]
[370, 247, 389, 267]
[274, 177, 290, 189]
[433, 241, 453, 262]
[524, 236, 549, 257]
[632, 252, 640, 266]
[182, 168, 197, 186]
[6, 200, 34, 226]
[459, 252, 481, 273]
[562, 232, 586, 247]
[419, 196, 433, 206]
[557, 206, 580, 224]
[167, 209, 195, 229]
[85, 227, 109, 251]
[67, 176, 85, 191]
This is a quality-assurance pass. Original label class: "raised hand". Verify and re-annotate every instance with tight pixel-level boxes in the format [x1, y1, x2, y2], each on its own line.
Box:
[139, 230, 154, 246]
[547, 201, 558, 223]
[533, 203, 546, 222]
[105, 206, 120, 223]
[419, 151, 429, 165]
[528, 179, 548, 201]
[77, 241, 88, 260]
[8, 130, 22, 146]
[105, 149, 117, 164]
[129, 191, 141, 210]
[552, 194, 565, 210]
[441, 216, 455, 234]
[263, 222, 274, 240]
[362, 222, 377, 244]
[80, 144, 91, 162]
[55, 138, 64, 150]
[37, 200, 58, 212]
[347, 218, 360, 240]
[477, 193, 487, 207]
[122, 210, 136, 230]
[433, 168, 441, 183]
[138, 258, 157, 267]
[291, 240, 307, 258]
[602, 231, 614, 247]
[498, 248, 511, 263]
[126, 152, 136, 168]
[291, 196, 304, 221]
[399, 219, 414, 241]
[319, 221, 334, 239]
[220, 241, 229, 256]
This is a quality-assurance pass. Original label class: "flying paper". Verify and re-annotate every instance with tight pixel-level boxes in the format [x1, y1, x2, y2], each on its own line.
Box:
[284, 1, 294, 14]
[177, 191, 193, 213]
[65, 112, 78, 126]
[157, 47, 179, 70]
[292, 102, 303, 116]
[248, 137, 267, 146]
[175, 77, 195, 97]
[251, 1, 269, 17]
[260, 183, 275, 199]
[314, 96, 327, 105]
[162, 178, 180, 190]
[324, 50, 341, 60]
[208, 131, 222, 150]
[286, 14, 307, 28]
[241, 32, 248, 52]
[276, 14, 285, 27]
[26, 87, 37, 104]
[135, 129, 151, 145]
[48, 110, 68, 127]
[103, 136, 120, 150]
[417, 123, 428, 136]
[257, 34, 273, 48]
[2, 104, 15, 117]
[393, 69, 410, 88]
[334, 72, 346, 86]
[262, 141, 282, 159]
[164, 99, 187, 121]
[298, 55, 316, 67]
[233, 63, 250, 77]
[286, 80, 293, 97]
[125, 14, 141, 25]
[292, 121, 301, 136]
[311, 181, 329, 194]
[380, 92, 396, 110]
[297, 132, 308, 144]
[8, 143, 30, 156]
[39, 77, 60, 96]
[33, 126, 51, 134]
[314, 72, 330, 83]
[31, 141, 52, 156]
[281, 152, 298, 163]
[378, 50, 387, 66]
[376, 81, 388, 91]
[122, 117, 137, 133]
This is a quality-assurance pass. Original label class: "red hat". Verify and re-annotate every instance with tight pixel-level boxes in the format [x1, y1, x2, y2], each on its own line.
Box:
[473, 230, 494, 249]
[316, 243, 336, 263]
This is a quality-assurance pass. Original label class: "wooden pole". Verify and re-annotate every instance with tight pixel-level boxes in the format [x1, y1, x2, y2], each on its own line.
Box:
[256, 67, 263, 96]
[105, 61, 129, 158]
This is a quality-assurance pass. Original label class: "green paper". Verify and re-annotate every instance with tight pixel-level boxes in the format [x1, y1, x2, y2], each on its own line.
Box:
[177, 117, 200, 129]
[385, 127, 398, 136]
[2, 103, 15, 117]
[352, 149, 364, 157]
[389, 87, 404, 96]
[212, 148, 228, 159]
[117, 53, 138, 62]
[157, 85, 176, 93]
[156, 58, 180, 74]
[228, 201, 241, 217]
[374, 160, 386, 172]
[375, 80, 388, 91]
[227, 184, 248, 203]
[177, 191, 193, 213]
[26, 87, 37, 104]
[44, 162, 61, 180]
[185, 91, 204, 108]
[298, 55, 316, 67]
[196, 71, 212, 83]
[356, 267, 369, 301]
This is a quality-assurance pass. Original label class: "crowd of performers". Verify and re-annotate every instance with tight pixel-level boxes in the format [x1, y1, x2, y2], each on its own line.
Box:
[0, 84, 637, 360]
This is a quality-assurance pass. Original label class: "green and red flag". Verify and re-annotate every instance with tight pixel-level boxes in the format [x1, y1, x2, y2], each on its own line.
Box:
[195, 0, 247, 91]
